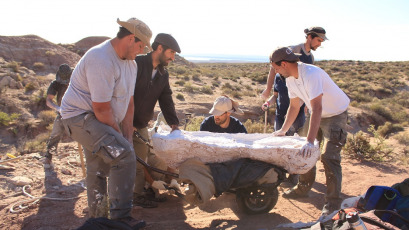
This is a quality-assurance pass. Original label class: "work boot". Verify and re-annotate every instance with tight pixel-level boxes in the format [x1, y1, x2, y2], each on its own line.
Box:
[115, 216, 146, 229]
[282, 187, 308, 199]
[133, 195, 158, 208]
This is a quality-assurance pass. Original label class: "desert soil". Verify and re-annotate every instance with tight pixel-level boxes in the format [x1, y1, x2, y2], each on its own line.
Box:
[0, 141, 407, 230]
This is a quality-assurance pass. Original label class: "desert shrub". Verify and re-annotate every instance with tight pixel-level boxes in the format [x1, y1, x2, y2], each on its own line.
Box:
[192, 74, 201, 82]
[231, 90, 242, 99]
[175, 66, 187, 75]
[376, 122, 404, 137]
[185, 116, 205, 131]
[25, 82, 37, 92]
[212, 80, 220, 88]
[394, 132, 409, 145]
[183, 83, 197, 93]
[243, 119, 274, 134]
[176, 93, 185, 101]
[344, 125, 392, 161]
[33, 62, 45, 71]
[369, 103, 393, 120]
[6, 61, 20, 72]
[0, 112, 20, 126]
[45, 50, 56, 56]
[201, 86, 213, 95]
[24, 132, 49, 153]
[38, 110, 56, 124]
[349, 101, 359, 107]
[183, 76, 190, 81]
[175, 80, 185, 86]
[222, 82, 233, 90]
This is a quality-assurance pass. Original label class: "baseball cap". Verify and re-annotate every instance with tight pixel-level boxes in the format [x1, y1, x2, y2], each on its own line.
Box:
[117, 18, 152, 50]
[269, 47, 301, 63]
[56, 64, 73, 84]
[304, 26, 329, 40]
[154, 33, 181, 53]
[209, 96, 244, 116]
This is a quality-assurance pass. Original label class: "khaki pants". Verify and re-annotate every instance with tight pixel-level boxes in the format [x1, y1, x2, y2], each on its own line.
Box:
[62, 113, 136, 219]
[133, 127, 169, 196]
[296, 110, 348, 203]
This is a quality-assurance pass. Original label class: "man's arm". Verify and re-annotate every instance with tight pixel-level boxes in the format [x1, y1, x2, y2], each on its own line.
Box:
[92, 101, 121, 134]
[121, 97, 134, 143]
[275, 97, 301, 135]
[306, 94, 322, 144]
[260, 66, 276, 100]
[46, 94, 60, 112]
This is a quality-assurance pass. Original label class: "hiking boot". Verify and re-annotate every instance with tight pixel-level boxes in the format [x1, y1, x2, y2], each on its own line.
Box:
[145, 188, 167, 202]
[321, 202, 338, 216]
[282, 187, 308, 199]
[115, 216, 146, 229]
[133, 195, 158, 208]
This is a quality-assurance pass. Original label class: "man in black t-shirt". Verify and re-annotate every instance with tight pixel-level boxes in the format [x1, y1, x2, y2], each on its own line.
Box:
[42, 64, 72, 165]
[200, 96, 247, 134]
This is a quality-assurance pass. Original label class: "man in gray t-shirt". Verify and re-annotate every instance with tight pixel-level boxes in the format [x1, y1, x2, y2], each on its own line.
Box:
[60, 18, 151, 228]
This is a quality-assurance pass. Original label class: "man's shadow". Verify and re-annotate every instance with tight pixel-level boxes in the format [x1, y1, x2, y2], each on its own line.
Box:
[21, 162, 86, 229]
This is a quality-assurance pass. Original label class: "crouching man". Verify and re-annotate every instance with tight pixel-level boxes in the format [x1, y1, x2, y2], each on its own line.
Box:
[60, 18, 152, 228]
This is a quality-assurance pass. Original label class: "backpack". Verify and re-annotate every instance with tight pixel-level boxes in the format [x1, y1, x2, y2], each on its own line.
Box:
[358, 186, 401, 222]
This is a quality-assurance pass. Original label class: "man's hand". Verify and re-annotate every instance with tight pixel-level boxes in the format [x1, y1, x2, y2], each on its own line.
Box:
[272, 129, 286, 136]
[169, 179, 181, 193]
[152, 180, 167, 190]
[299, 141, 314, 158]
[170, 124, 179, 132]
[261, 101, 270, 111]
[260, 89, 270, 101]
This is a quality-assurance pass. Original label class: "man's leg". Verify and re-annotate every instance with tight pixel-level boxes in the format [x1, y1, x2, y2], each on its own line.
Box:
[319, 111, 348, 214]
[44, 114, 64, 162]
[132, 127, 157, 208]
[63, 113, 137, 219]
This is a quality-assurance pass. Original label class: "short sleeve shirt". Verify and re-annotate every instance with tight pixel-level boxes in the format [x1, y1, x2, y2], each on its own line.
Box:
[47, 80, 68, 106]
[60, 40, 137, 123]
[290, 43, 314, 64]
[200, 116, 247, 133]
[273, 75, 305, 118]
[286, 63, 350, 118]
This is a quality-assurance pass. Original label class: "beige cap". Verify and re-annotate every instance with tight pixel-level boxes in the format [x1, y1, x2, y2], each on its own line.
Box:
[209, 96, 244, 116]
[304, 26, 329, 41]
[117, 18, 152, 50]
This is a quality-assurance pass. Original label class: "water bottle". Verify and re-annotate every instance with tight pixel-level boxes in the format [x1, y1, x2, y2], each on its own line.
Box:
[346, 211, 368, 230]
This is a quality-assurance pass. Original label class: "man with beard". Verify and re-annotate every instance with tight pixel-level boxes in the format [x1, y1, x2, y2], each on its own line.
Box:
[200, 95, 247, 134]
[260, 26, 328, 101]
[260, 26, 328, 185]
[269, 47, 349, 216]
[132, 33, 181, 208]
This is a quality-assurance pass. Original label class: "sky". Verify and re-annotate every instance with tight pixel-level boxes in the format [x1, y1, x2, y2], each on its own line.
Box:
[1, 0, 409, 62]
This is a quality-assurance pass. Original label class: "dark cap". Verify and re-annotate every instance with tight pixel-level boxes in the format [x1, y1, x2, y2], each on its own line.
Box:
[304, 26, 328, 40]
[154, 33, 181, 53]
[56, 64, 73, 84]
[269, 47, 301, 63]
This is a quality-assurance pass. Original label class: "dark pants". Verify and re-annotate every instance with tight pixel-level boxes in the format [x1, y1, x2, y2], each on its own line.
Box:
[62, 113, 136, 219]
[45, 114, 65, 159]
[296, 110, 348, 203]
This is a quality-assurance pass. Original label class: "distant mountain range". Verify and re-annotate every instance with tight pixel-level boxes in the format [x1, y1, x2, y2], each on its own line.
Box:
[182, 54, 268, 63]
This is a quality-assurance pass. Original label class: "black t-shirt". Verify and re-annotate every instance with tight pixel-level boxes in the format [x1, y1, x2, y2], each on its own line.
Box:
[200, 116, 247, 134]
[47, 80, 68, 106]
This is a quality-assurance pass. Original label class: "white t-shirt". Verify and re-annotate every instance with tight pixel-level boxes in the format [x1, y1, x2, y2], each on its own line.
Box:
[286, 63, 350, 118]
[60, 40, 137, 123]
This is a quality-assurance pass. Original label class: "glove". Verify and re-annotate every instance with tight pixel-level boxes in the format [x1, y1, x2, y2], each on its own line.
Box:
[152, 180, 167, 190]
[169, 179, 181, 193]
[272, 130, 286, 137]
[299, 142, 314, 158]
[261, 101, 270, 111]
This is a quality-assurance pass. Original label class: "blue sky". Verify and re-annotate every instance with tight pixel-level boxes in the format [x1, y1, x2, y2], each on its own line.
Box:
[1, 0, 409, 61]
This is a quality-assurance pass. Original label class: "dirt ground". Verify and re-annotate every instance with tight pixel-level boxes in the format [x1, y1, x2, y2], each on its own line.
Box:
[0, 141, 407, 230]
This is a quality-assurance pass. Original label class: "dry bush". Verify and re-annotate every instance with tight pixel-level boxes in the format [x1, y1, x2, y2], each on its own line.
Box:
[376, 122, 404, 137]
[394, 132, 409, 145]
[243, 119, 274, 134]
[24, 132, 49, 153]
[175, 93, 185, 101]
[33, 62, 45, 71]
[0, 112, 20, 126]
[200, 86, 213, 95]
[38, 110, 56, 124]
[6, 61, 20, 72]
[185, 116, 205, 131]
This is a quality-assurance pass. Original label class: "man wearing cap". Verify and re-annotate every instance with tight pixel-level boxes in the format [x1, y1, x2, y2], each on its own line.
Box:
[261, 26, 328, 185]
[261, 26, 328, 100]
[41, 64, 72, 166]
[60, 18, 151, 228]
[132, 33, 181, 208]
[200, 95, 247, 133]
[269, 47, 349, 216]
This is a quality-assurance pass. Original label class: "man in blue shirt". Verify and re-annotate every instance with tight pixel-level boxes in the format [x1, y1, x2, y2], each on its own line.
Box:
[200, 96, 247, 134]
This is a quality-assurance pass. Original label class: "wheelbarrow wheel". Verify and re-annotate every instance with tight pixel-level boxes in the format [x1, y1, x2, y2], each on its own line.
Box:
[236, 185, 278, 215]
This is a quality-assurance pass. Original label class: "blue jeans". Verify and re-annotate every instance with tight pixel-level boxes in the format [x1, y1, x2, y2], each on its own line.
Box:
[274, 112, 306, 136]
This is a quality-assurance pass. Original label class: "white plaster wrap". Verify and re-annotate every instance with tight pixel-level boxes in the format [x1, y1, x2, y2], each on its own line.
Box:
[152, 128, 320, 174]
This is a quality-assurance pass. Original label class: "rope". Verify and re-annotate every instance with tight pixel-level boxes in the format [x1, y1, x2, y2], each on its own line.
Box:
[9, 185, 87, 213]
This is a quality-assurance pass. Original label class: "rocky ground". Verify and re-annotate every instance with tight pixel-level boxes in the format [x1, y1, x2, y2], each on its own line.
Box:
[0, 141, 407, 230]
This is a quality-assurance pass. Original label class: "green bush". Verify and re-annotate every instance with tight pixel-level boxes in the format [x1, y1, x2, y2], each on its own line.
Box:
[0, 112, 20, 126]
[175, 80, 185, 86]
[184, 83, 197, 93]
[201, 86, 213, 95]
[377, 122, 404, 137]
[369, 103, 393, 120]
[192, 74, 201, 82]
[176, 93, 185, 101]
[24, 132, 49, 153]
[185, 116, 205, 131]
[243, 119, 274, 133]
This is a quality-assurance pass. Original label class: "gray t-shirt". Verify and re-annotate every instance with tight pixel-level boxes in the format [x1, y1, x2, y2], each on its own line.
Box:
[60, 40, 137, 123]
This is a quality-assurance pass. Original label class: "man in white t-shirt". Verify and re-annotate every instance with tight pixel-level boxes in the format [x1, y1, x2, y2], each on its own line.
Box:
[60, 18, 152, 228]
[270, 47, 350, 216]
